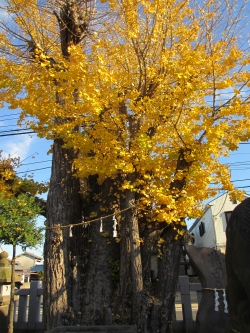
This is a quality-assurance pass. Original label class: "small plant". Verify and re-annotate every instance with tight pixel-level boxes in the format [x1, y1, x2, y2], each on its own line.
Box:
[37, 271, 44, 281]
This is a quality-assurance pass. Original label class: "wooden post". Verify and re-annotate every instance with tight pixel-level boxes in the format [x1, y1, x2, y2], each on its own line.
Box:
[179, 276, 194, 332]
[28, 281, 42, 330]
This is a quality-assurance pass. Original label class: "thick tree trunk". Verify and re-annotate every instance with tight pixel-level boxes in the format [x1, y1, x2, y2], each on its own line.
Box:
[112, 175, 182, 333]
[80, 176, 119, 325]
[108, 170, 147, 328]
[149, 227, 182, 333]
[115, 188, 141, 325]
[119, 187, 144, 326]
[44, 139, 184, 332]
[43, 139, 82, 330]
[114, 215, 182, 333]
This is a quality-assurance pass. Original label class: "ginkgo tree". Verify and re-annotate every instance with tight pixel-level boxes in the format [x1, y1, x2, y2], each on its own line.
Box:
[1, 0, 250, 332]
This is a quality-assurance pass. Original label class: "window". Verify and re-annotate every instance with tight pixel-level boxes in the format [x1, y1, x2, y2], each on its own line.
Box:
[190, 233, 195, 244]
[199, 222, 205, 237]
[225, 211, 232, 224]
[24, 275, 29, 283]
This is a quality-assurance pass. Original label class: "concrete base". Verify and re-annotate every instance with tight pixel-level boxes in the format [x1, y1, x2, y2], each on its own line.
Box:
[45, 326, 137, 333]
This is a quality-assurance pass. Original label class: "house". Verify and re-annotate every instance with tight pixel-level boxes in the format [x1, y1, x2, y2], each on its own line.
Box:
[28, 264, 44, 281]
[14, 264, 28, 285]
[188, 192, 249, 254]
[15, 252, 43, 270]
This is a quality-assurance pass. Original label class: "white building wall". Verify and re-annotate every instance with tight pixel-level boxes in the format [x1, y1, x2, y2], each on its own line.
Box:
[192, 208, 216, 248]
[15, 253, 43, 270]
[187, 193, 248, 275]
[189, 193, 242, 254]
[210, 193, 238, 252]
[0, 284, 11, 296]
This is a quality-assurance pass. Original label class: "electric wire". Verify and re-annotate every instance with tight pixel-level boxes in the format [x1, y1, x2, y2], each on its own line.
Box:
[0, 131, 35, 137]
[0, 117, 20, 121]
[19, 160, 52, 166]
[0, 129, 34, 134]
[0, 124, 27, 128]
[16, 167, 51, 174]
[0, 113, 20, 118]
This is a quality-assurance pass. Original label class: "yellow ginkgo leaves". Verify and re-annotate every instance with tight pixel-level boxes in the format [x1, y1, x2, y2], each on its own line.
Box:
[0, 0, 250, 227]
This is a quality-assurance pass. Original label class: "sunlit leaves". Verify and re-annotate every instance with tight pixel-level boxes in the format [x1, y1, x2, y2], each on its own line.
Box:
[0, 152, 19, 196]
[0, 152, 48, 197]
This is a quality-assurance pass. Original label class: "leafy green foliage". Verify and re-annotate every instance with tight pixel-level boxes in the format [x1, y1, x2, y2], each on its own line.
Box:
[0, 192, 44, 333]
[0, 193, 44, 248]
[37, 271, 44, 281]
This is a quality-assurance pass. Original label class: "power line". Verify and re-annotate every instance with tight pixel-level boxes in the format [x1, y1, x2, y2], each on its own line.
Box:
[19, 160, 52, 166]
[227, 161, 250, 165]
[230, 167, 250, 170]
[0, 124, 27, 128]
[231, 178, 250, 182]
[236, 186, 250, 188]
[0, 113, 20, 118]
[16, 167, 51, 174]
[0, 128, 33, 134]
[0, 117, 20, 121]
[0, 131, 35, 137]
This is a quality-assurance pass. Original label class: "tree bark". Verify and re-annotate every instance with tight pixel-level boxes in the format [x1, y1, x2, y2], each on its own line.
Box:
[109, 171, 145, 326]
[8, 245, 16, 333]
[80, 176, 119, 325]
[43, 139, 82, 329]
[113, 206, 182, 333]
[149, 227, 182, 333]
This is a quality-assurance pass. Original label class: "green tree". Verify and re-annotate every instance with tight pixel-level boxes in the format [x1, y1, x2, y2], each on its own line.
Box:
[0, 193, 44, 333]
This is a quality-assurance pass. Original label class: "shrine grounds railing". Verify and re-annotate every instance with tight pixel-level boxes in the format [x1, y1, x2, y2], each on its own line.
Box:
[14, 281, 43, 332]
[13, 276, 201, 333]
[174, 276, 202, 333]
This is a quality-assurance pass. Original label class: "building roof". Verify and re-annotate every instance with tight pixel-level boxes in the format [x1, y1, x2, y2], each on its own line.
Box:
[29, 264, 44, 273]
[15, 251, 43, 260]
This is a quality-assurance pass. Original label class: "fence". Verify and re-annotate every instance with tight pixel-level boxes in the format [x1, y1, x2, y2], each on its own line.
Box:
[14, 281, 43, 331]
[173, 276, 202, 332]
[14, 276, 201, 333]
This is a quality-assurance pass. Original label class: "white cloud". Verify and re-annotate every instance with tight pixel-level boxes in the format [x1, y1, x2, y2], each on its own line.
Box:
[2, 135, 35, 161]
